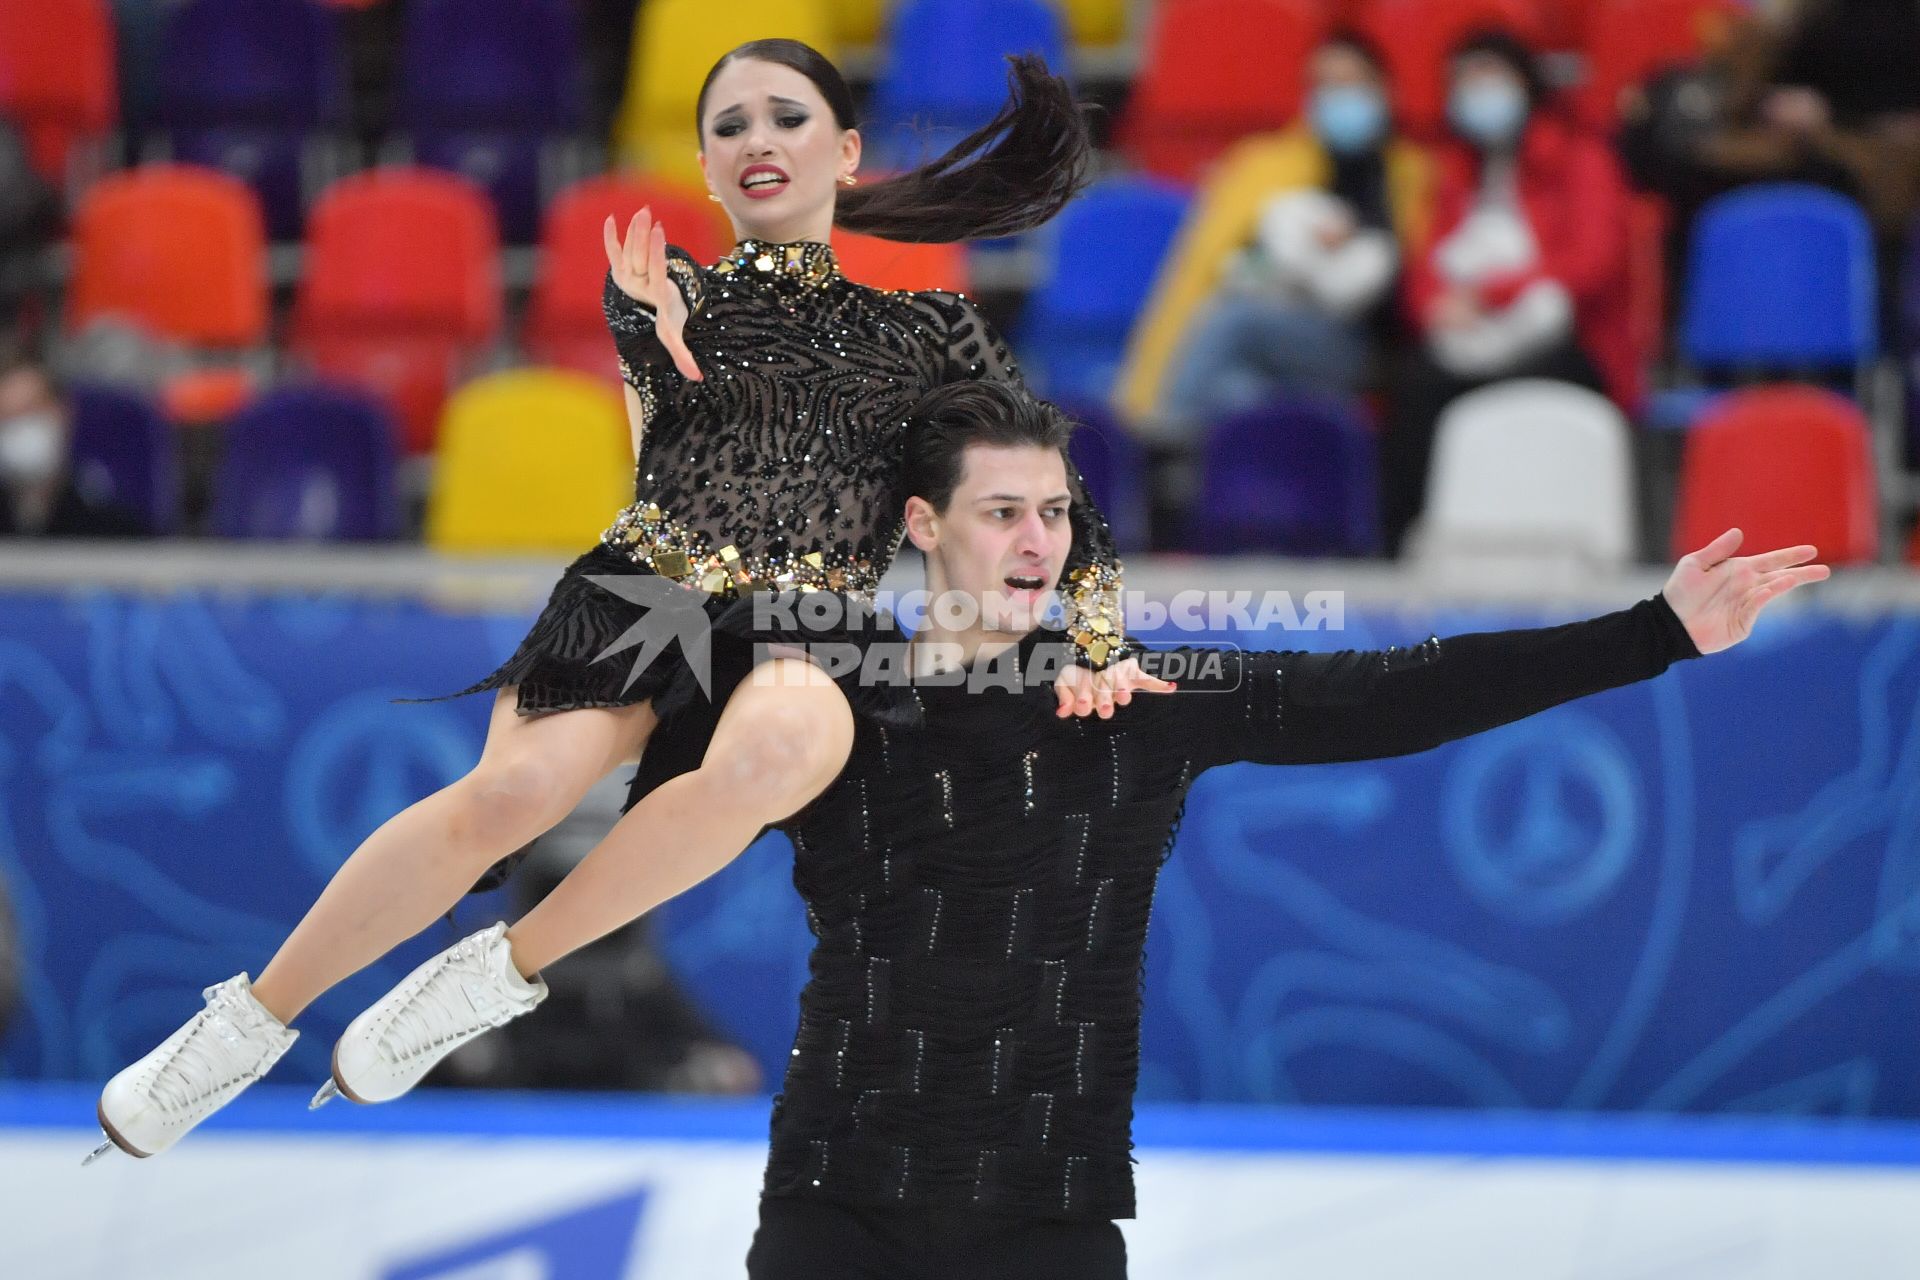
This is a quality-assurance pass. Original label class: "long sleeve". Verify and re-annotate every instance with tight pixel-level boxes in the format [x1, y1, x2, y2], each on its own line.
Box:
[936, 289, 1131, 669]
[601, 245, 708, 387]
[1159, 593, 1701, 772]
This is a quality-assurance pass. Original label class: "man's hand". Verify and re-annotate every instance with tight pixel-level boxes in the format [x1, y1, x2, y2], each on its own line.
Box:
[603, 208, 703, 383]
[1054, 657, 1178, 720]
[1663, 528, 1830, 655]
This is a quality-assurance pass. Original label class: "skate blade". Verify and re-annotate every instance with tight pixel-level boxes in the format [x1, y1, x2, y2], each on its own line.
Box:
[308, 1078, 340, 1111]
[81, 1134, 118, 1167]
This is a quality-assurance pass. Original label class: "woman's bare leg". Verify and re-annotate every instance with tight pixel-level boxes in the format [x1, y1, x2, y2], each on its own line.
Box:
[506, 659, 855, 976]
[248, 688, 658, 1024]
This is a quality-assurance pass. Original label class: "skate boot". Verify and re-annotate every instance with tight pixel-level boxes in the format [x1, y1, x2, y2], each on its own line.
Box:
[311, 921, 546, 1109]
[84, 974, 298, 1164]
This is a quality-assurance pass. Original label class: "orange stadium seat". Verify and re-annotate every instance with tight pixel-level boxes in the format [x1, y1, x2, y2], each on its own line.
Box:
[292, 168, 502, 453]
[1355, 0, 1545, 139]
[524, 175, 729, 380]
[68, 165, 269, 347]
[1117, 0, 1330, 183]
[0, 0, 116, 185]
[1578, 0, 1746, 128]
[1671, 386, 1879, 565]
[831, 233, 971, 294]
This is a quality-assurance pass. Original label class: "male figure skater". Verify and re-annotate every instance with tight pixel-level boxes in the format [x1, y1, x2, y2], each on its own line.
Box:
[621, 380, 1827, 1278]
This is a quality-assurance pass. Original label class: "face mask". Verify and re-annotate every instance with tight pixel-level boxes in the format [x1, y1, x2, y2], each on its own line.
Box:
[0, 412, 63, 483]
[1310, 85, 1388, 156]
[1449, 79, 1528, 148]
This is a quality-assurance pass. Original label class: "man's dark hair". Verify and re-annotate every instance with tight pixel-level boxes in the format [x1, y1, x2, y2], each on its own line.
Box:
[902, 380, 1078, 514]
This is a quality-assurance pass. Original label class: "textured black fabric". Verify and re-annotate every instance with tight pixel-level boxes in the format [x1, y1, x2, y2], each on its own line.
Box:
[745, 1193, 1129, 1279]
[408, 239, 1120, 719]
[755, 596, 1701, 1220]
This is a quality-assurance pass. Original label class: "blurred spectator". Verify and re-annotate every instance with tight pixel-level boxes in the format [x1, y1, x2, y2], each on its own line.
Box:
[1381, 30, 1630, 556]
[1115, 31, 1432, 436]
[0, 115, 60, 348]
[1623, 0, 1920, 238]
[0, 354, 147, 538]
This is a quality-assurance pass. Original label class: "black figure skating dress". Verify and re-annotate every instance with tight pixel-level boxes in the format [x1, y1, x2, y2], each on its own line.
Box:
[415, 238, 1128, 730]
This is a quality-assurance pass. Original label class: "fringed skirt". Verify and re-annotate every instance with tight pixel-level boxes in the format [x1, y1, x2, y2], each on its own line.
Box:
[400, 540, 921, 734]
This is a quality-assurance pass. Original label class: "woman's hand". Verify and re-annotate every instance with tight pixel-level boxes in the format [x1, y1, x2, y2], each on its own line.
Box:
[603, 208, 703, 383]
[1054, 657, 1178, 720]
[1662, 527, 1829, 655]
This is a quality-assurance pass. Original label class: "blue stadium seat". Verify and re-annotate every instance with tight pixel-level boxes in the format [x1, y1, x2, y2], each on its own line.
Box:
[1016, 175, 1190, 402]
[392, 0, 585, 242]
[68, 382, 179, 534]
[153, 0, 348, 240]
[1187, 393, 1380, 557]
[1059, 398, 1151, 554]
[210, 385, 402, 540]
[868, 0, 1069, 167]
[1680, 183, 1877, 370]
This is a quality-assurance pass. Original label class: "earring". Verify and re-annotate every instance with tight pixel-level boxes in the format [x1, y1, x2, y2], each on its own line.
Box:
[707, 193, 722, 202]
[839, 174, 857, 187]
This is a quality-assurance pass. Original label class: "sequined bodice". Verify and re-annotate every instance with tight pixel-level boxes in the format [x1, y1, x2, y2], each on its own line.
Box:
[603, 239, 1112, 598]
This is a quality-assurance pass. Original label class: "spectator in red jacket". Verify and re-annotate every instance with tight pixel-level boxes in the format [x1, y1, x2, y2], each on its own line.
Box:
[1380, 29, 1632, 557]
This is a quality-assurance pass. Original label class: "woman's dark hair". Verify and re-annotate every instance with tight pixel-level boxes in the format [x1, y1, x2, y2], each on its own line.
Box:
[694, 39, 1093, 243]
[1449, 27, 1549, 109]
[1319, 26, 1389, 78]
[903, 380, 1078, 513]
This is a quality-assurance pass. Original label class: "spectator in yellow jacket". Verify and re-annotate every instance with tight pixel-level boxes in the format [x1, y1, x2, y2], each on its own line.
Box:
[1114, 31, 1431, 438]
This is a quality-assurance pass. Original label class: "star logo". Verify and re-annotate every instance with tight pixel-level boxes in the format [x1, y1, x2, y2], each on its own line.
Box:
[582, 574, 717, 700]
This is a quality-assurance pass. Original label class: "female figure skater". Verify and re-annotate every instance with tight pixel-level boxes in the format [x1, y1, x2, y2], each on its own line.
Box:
[86, 39, 1165, 1164]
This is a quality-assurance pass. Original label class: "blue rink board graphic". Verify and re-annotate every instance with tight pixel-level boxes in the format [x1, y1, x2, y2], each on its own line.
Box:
[2, 586, 1916, 1121]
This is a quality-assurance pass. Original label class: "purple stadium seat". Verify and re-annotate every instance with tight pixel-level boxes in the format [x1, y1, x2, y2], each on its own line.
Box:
[154, 0, 347, 240]
[209, 385, 402, 540]
[68, 382, 179, 534]
[393, 0, 584, 242]
[1189, 395, 1380, 557]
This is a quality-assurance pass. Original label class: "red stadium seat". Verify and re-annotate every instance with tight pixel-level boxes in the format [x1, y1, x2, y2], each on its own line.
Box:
[1623, 192, 1672, 411]
[292, 168, 502, 453]
[1578, 0, 1746, 128]
[1909, 519, 1920, 567]
[0, 0, 116, 185]
[524, 175, 728, 380]
[1670, 386, 1879, 565]
[1354, 0, 1545, 139]
[832, 233, 971, 294]
[1116, 0, 1330, 183]
[69, 165, 269, 347]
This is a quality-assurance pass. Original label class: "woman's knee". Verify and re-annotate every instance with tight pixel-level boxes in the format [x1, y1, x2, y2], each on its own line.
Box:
[706, 678, 852, 801]
[453, 754, 579, 839]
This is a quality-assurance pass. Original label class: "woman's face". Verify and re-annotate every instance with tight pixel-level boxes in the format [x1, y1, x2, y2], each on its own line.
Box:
[1309, 43, 1378, 94]
[1447, 52, 1531, 148]
[699, 58, 860, 244]
[1307, 43, 1390, 155]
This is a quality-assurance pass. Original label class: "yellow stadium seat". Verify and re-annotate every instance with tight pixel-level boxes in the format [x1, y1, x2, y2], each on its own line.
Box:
[833, 0, 888, 44]
[1056, 0, 1127, 46]
[426, 370, 632, 554]
[614, 0, 837, 185]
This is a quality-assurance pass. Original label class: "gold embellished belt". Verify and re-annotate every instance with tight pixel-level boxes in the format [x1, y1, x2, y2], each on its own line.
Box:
[600, 500, 878, 599]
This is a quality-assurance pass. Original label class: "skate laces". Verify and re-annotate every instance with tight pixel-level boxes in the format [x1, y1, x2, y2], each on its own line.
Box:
[149, 982, 282, 1117]
[379, 935, 524, 1066]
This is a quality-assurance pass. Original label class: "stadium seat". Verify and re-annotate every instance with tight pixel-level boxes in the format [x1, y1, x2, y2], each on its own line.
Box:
[153, 0, 348, 240]
[1908, 519, 1920, 567]
[1059, 398, 1152, 554]
[210, 384, 403, 540]
[1670, 385, 1878, 565]
[1355, 0, 1544, 138]
[868, 0, 1069, 168]
[1578, 0, 1745, 128]
[1017, 175, 1190, 401]
[291, 168, 503, 453]
[1117, 0, 1328, 183]
[0, 0, 117, 186]
[1680, 184, 1877, 371]
[68, 165, 270, 348]
[1622, 192, 1672, 414]
[68, 382, 179, 534]
[1898, 210, 1920, 468]
[1188, 393, 1380, 557]
[831, 232, 971, 294]
[525, 176, 730, 380]
[1408, 379, 1637, 570]
[426, 369, 632, 553]
[392, 0, 586, 242]
[830, 0, 888, 44]
[614, 0, 836, 185]
[1058, 0, 1129, 46]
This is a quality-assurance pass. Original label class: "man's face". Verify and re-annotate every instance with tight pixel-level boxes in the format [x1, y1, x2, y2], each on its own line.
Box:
[914, 443, 1073, 634]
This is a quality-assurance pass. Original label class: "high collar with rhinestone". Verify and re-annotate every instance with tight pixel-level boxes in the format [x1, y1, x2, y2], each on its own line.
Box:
[716, 238, 841, 286]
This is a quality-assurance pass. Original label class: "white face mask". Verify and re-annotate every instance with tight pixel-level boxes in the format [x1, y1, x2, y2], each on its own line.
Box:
[0, 412, 65, 483]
